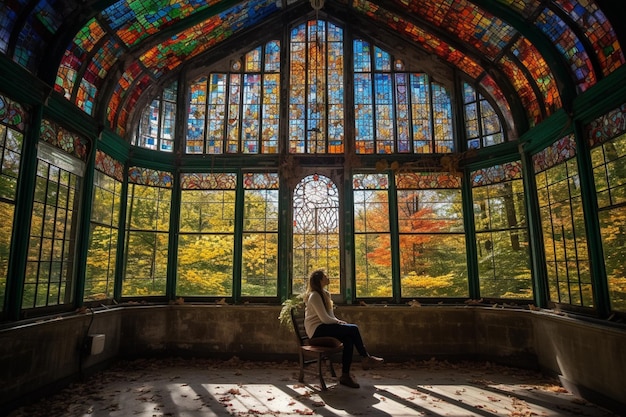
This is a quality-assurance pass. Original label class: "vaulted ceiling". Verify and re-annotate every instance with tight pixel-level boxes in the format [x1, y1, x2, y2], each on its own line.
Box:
[1, 0, 624, 140]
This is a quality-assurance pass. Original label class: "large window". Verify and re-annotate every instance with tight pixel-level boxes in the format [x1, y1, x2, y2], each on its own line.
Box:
[242, 173, 279, 297]
[24, 140, 83, 309]
[353, 173, 392, 297]
[396, 172, 467, 298]
[534, 136, 593, 307]
[289, 21, 344, 154]
[353, 40, 454, 154]
[177, 173, 236, 297]
[471, 162, 532, 299]
[85, 152, 123, 301]
[0, 94, 25, 311]
[186, 41, 281, 155]
[124, 167, 172, 296]
[588, 104, 626, 312]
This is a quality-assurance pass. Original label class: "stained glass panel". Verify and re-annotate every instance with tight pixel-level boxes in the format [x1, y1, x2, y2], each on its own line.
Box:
[289, 20, 344, 154]
[511, 37, 561, 116]
[535, 8, 594, 93]
[127, 166, 173, 188]
[292, 174, 340, 295]
[555, 0, 625, 76]
[95, 151, 124, 182]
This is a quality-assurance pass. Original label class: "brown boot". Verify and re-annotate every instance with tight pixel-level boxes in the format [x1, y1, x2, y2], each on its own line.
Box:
[339, 374, 360, 388]
[362, 355, 384, 370]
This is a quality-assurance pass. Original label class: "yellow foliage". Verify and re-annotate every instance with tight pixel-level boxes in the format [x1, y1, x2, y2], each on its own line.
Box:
[402, 271, 454, 289]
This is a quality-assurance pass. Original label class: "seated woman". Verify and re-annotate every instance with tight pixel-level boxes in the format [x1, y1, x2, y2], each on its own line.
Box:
[303, 269, 384, 388]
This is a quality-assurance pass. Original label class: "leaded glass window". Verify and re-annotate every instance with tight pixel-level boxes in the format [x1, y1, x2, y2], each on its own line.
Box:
[0, 94, 24, 311]
[395, 172, 467, 297]
[186, 41, 281, 155]
[124, 167, 172, 296]
[354, 39, 455, 154]
[471, 161, 532, 299]
[177, 173, 236, 297]
[242, 172, 279, 297]
[353, 173, 392, 297]
[463, 82, 505, 149]
[24, 140, 84, 309]
[534, 135, 592, 307]
[292, 174, 340, 294]
[588, 104, 626, 312]
[85, 152, 123, 301]
[289, 20, 344, 154]
[134, 82, 177, 152]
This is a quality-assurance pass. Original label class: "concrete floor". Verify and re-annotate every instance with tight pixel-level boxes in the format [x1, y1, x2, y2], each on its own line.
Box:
[7, 357, 620, 417]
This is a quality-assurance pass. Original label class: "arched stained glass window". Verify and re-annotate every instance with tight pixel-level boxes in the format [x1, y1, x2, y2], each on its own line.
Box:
[134, 83, 177, 152]
[354, 39, 454, 154]
[292, 174, 340, 294]
[289, 20, 344, 154]
[463, 82, 505, 149]
[186, 41, 281, 155]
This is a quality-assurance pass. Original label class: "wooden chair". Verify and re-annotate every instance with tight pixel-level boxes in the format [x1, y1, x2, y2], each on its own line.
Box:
[290, 307, 343, 390]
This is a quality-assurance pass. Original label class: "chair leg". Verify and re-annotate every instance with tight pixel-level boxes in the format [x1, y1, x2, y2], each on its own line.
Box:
[328, 358, 337, 377]
[317, 353, 327, 390]
[298, 351, 305, 383]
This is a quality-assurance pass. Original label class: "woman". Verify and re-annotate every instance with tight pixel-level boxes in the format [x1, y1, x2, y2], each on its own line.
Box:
[303, 269, 384, 388]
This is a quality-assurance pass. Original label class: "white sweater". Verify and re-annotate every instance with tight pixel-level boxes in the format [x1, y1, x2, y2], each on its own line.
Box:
[304, 291, 340, 338]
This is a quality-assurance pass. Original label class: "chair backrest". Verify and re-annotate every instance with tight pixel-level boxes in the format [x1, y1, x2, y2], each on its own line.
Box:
[290, 307, 310, 347]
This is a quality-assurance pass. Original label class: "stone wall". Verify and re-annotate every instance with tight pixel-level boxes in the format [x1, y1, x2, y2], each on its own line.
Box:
[0, 305, 624, 413]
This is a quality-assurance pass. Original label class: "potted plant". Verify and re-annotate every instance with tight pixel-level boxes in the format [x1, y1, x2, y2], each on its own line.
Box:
[278, 294, 304, 332]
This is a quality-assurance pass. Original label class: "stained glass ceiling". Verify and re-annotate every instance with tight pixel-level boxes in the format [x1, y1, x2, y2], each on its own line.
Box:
[0, 0, 623, 138]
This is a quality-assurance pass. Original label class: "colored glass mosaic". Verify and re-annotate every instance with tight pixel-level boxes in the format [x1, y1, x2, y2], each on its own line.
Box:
[395, 171, 462, 189]
[55, 19, 105, 99]
[353, 173, 389, 190]
[511, 37, 561, 115]
[14, 0, 73, 71]
[352, 0, 485, 79]
[535, 8, 594, 93]
[555, 0, 625, 76]
[243, 172, 279, 189]
[102, 0, 222, 48]
[289, 20, 344, 154]
[180, 172, 237, 189]
[532, 134, 577, 172]
[0, 94, 26, 131]
[471, 161, 523, 187]
[128, 166, 173, 188]
[492, 0, 539, 18]
[39, 119, 89, 161]
[498, 55, 542, 127]
[396, 0, 518, 61]
[0, 0, 28, 53]
[95, 150, 124, 182]
[479, 74, 513, 129]
[587, 103, 626, 147]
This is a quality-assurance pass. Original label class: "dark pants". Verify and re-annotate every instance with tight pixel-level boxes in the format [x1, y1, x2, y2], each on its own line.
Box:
[313, 323, 368, 374]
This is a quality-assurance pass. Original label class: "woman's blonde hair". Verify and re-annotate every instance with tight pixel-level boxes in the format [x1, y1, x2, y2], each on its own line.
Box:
[305, 269, 333, 311]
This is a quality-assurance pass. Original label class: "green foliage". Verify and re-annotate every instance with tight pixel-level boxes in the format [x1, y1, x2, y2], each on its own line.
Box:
[278, 294, 304, 332]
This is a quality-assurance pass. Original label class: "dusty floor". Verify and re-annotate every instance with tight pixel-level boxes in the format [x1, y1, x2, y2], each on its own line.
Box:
[7, 357, 621, 417]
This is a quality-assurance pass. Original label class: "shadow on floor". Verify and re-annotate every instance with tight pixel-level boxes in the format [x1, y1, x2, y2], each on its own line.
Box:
[7, 357, 621, 417]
